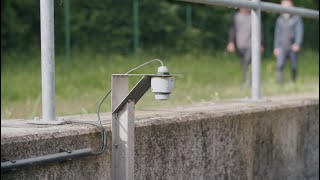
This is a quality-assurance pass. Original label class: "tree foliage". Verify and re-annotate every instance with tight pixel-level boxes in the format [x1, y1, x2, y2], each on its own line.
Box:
[1, 0, 319, 56]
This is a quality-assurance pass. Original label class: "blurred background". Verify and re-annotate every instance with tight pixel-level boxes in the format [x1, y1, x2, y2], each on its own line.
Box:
[1, 0, 319, 119]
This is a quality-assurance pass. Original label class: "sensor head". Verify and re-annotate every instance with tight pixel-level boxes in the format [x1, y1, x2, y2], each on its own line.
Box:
[151, 66, 175, 100]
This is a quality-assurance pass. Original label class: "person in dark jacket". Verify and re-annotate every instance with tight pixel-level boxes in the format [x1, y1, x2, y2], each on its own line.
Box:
[274, 0, 303, 83]
[227, 8, 264, 87]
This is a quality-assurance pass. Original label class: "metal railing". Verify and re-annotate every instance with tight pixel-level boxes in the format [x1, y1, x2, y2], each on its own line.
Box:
[39, 0, 319, 123]
[179, 0, 319, 100]
[180, 0, 319, 19]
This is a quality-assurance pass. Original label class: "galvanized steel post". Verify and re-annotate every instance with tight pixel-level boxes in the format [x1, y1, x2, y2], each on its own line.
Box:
[251, 0, 261, 100]
[111, 74, 154, 180]
[111, 75, 134, 180]
[40, 0, 56, 121]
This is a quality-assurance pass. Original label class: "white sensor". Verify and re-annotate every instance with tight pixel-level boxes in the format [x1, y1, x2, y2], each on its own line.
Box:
[151, 66, 175, 100]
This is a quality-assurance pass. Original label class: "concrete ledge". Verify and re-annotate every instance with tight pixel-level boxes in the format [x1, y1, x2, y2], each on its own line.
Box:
[1, 94, 319, 180]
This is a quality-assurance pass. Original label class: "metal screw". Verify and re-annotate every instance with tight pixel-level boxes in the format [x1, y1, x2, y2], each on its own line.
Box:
[33, 116, 40, 121]
[58, 117, 65, 121]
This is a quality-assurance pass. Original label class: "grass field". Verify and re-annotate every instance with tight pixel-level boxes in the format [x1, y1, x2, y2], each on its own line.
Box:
[1, 50, 319, 119]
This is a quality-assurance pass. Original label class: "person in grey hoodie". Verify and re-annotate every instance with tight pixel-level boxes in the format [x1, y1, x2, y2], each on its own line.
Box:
[274, 0, 303, 83]
[227, 8, 264, 87]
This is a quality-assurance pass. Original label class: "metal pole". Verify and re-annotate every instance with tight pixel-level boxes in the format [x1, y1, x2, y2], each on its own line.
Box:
[64, 0, 71, 63]
[112, 75, 134, 180]
[186, 5, 192, 29]
[178, 0, 319, 19]
[40, 0, 56, 121]
[181, 0, 258, 10]
[251, 0, 261, 100]
[261, 2, 319, 19]
[133, 0, 139, 54]
[111, 75, 151, 180]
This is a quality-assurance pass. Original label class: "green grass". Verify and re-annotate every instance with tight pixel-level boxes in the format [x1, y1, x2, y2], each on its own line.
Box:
[1, 50, 319, 119]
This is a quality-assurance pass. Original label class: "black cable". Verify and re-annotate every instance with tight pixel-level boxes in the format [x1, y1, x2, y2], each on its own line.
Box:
[67, 89, 111, 155]
[96, 89, 111, 127]
[93, 89, 111, 154]
[125, 59, 163, 74]
[69, 88, 111, 154]
[1, 59, 166, 172]
[70, 59, 164, 155]
[67, 120, 106, 155]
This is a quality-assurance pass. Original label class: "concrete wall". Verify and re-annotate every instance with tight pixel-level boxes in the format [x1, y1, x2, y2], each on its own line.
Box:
[1, 95, 319, 180]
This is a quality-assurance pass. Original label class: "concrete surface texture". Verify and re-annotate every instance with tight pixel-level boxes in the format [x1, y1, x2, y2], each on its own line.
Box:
[1, 94, 319, 180]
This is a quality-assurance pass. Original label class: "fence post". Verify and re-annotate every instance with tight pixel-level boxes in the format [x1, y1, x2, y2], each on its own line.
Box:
[40, 0, 56, 122]
[133, 0, 139, 54]
[111, 75, 134, 180]
[251, 0, 261, 100]
[64, 0, 71, 63]
[186, 5, 192, 29]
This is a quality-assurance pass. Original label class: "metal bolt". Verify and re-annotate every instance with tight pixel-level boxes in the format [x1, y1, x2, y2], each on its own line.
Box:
[58, 117, 64, 121]
[33, 116, 40, 121]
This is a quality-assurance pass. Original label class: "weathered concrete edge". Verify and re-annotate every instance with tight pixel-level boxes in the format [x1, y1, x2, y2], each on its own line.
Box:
[134, 98, 319, 127]
[1, 96, 319, 145]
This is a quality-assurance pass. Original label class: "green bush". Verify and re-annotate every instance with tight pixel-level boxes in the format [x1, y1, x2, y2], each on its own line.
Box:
[1, 0, 319, 58]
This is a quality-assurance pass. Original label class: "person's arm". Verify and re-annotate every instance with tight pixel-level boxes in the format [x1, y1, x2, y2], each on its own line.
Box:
[260, 22, 265, 52]
[294, 16, 303, 47]
[228, 15, 236, 44]
[273, 17, 281, 56]
[227, 14, 236, 52]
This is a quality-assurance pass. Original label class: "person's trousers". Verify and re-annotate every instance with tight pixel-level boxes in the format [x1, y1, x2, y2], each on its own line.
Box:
[238, 48, 251, 86]
[276, 48, 298, 83]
